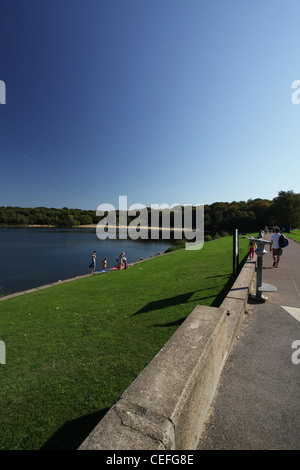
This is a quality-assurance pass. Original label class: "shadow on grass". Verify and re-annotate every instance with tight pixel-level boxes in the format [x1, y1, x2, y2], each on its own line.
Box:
[133, 291, 194, 315]
[133, 272, 242, 319]
[211, 254, 249, 308]
[132, 289, 218, 317]
[40, 407, 110, 450]
[151, 317, 187, 328]
[133, 254, 249, 321]
[204, 274, 232, 279]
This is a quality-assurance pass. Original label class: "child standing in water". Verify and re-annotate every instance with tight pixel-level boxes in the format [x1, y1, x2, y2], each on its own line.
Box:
[102, 257, 107, 270]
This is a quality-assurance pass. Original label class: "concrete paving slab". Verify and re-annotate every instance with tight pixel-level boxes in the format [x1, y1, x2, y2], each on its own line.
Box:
[197, 233, 300, 450]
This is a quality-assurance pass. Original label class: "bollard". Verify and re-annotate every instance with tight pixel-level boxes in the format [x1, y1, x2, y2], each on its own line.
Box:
[249, 238, 277, 301]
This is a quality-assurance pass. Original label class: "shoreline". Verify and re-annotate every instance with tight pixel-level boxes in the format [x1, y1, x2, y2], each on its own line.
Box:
[0, 249, 175, 302]
[1, 224, 191, 232]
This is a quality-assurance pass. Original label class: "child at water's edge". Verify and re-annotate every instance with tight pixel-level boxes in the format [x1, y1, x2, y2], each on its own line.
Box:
[102, 257, 107, 270]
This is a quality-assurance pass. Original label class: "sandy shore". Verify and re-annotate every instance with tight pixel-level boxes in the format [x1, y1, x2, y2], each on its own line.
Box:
[24, 224, 188, 231]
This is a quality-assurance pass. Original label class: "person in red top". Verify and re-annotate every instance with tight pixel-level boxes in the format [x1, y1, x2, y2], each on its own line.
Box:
[248, 237, 256, 260]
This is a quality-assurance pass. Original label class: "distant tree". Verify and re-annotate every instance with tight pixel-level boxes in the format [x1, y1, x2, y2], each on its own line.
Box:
[247, 198, 273, 230]
[2, 194, 298, 231]
[0, 208, 7, 225]
[79, 214, 93, 225]
[273, 190, 300, 228]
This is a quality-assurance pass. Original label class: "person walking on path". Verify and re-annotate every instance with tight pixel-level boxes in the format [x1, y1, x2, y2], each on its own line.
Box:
[270, 227, 282, 267]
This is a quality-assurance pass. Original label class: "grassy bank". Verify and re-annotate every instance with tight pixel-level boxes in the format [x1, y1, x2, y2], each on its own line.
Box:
[0, 235, 250, 450]
[288, 229, 300, 243]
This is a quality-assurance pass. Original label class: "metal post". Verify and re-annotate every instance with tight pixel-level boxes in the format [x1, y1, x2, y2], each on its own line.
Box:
[233, 231, 236, 279]
[256, 256, 263, 299]
[233, 229, 239, 279]
[236, 232, 239, 273]
[248, 237, 277, 302]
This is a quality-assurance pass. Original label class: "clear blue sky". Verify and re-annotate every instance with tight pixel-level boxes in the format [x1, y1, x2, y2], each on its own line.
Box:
[1, 0, 299, 210]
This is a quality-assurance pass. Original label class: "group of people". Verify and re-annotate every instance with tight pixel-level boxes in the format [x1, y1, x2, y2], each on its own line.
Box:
[248, 226, 286, 268]
[115, 251, 128, 270]
[89, 251, 127, 274]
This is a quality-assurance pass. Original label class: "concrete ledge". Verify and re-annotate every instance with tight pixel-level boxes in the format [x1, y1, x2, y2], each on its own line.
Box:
[222, 259, 256, 350]
[79, 399, 174, 450]
[79, 305, 228, 450]
[79, 256, 256, 450]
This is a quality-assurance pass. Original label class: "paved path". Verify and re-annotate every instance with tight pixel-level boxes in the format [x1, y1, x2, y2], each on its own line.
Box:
[197, 233, 300, 450]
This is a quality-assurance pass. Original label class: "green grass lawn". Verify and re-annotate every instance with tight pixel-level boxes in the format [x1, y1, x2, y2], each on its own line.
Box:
[0, 235, 250, 450]
[288, 229, 300, 243]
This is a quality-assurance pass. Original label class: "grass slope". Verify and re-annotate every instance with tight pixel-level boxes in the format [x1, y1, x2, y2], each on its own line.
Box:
[0, 235, 249, 450]
[288, 230, 300, 244]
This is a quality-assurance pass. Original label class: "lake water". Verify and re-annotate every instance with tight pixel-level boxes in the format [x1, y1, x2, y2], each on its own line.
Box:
[0, 228, 173, 295]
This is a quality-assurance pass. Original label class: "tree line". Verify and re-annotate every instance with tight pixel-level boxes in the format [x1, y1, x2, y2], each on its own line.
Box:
[0, 190, 299, 233]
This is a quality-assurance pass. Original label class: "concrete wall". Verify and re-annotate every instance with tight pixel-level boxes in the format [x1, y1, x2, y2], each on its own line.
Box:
[79, 259, 256, 450]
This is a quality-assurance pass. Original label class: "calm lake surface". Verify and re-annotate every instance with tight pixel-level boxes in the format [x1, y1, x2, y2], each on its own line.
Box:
[0, 228, 173, 295]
